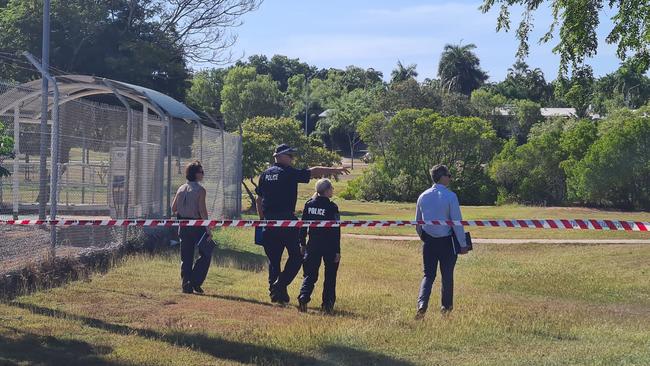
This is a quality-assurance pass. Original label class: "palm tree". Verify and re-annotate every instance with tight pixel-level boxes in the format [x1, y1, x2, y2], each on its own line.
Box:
[437, 43, 488, 95]
[391, 60, 418, 83]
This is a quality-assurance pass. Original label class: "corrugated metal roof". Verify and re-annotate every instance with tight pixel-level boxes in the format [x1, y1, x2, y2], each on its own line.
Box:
[112, 80, 199, 121]
[0, 74, 199, 121]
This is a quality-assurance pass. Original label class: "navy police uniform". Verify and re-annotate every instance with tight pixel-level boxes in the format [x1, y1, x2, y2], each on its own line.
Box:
[255, 162, 311, 296]
[298, 196, 341, 312]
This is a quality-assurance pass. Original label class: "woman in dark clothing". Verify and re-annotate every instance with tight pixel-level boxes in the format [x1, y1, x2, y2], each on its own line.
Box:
[171, 161, 213, 294]
[298, 178, 341, 314]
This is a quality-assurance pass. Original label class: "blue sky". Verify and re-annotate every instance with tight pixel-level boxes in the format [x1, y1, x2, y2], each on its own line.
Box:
[216, 0, 621, 82]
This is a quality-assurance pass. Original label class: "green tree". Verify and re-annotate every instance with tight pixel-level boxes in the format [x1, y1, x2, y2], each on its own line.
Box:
[309, 75, 346, 110]
[186, 68, 227, 117]
[286, 73, 327, 133]
[320, 89, 374, 169]
[390, 61, 418, 83]
[556, 65, 595, 118]
[220, 66, 285, 131]
[511, 99, 543, 143]
[241, 117, 340, 209]
[238, 54, 318, 92]
[490, 127, 565, 204]
[0, 120, 14, 178]
[567, 109, 650, 209]
[495, 61, 552, 103]
[438, 43, 489, 95]
[480, 0, 650, 74]
[592, 57, 650, 115]
[0, 0, 190, 99]
[357, 112, 391, 161]
[338, 66, 384, 91]
[0, 0, 259, 96]
[439, 91, 475, 117]
[346, 109, 499, 203]
[489, 118, 598, 205]
[381, 78, 440, 112]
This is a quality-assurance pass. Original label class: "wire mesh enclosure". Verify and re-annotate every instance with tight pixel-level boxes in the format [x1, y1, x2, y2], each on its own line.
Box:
[0, 78, 242, 275]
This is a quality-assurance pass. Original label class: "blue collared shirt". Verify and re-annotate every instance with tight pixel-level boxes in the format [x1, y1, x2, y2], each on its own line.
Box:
[415, 183, 467, 247]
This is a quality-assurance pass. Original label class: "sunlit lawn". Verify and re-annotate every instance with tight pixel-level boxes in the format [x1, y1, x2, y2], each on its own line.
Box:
[1, 227, 649, 365]
[1, 164, 649, 365]
[240, 166, 650, 240]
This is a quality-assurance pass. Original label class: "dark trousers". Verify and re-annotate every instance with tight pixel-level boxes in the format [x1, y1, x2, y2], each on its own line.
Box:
[299, 246, 339, 308]
[180, 227, 213, 288]
[417, 235, 458, 311]
[263, 227, 302, 289]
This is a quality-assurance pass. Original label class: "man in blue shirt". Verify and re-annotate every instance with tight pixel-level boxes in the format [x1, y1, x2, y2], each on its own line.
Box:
[415, 164, 469, 319]
[255, 144, 349, 304]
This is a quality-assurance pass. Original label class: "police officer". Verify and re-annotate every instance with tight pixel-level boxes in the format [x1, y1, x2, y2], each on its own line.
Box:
[298, 179, 341, 314]
[255, 144, 349, 304]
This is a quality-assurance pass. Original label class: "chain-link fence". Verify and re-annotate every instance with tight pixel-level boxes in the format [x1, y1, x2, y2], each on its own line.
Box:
[0, 78, 242, 275]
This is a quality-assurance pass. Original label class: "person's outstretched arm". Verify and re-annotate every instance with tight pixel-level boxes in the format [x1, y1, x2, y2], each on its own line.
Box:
[309, 166, 350, 179]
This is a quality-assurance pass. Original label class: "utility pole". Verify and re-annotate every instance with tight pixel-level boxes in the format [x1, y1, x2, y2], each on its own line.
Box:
[37, 0, 51, 219]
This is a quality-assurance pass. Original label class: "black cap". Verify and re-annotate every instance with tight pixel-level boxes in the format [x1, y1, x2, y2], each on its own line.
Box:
[273, 144, 298, 157]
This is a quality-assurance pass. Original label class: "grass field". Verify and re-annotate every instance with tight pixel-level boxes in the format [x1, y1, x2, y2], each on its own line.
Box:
[1, 213, 649, 365]
[1, 165, 649, 365]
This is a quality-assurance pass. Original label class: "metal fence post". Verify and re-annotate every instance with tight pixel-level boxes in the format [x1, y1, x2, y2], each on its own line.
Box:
[159, 125, 166, 217]
[38, 0, 51, 220]
[166, 117, 172, 218]
[24, 52, 60, 257]
[236, 134, 243, 218]
[12, 106, 20, 219]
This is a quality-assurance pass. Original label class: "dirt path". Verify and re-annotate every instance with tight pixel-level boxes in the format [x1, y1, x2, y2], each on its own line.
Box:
[343, 234, 650, 245]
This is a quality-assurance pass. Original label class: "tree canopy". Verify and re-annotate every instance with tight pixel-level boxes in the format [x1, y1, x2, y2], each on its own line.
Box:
[220, 66, 285, 131]
[0, 0, 260, 98]
[390, 61, 418, 83]
[480, 0, 650, 74]
[438, 43, 489, 95]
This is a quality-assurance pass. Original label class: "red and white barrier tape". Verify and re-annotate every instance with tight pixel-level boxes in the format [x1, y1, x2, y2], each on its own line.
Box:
[0, 219, 648, 231]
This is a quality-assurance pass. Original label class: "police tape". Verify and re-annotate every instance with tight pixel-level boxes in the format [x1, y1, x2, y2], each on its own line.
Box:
[0, 219, 648, 231]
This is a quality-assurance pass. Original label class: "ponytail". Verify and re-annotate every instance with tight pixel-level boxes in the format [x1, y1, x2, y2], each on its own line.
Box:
[313, 178, 333, 199]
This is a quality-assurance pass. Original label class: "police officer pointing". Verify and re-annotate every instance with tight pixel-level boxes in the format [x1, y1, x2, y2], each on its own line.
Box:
[255, 144, 349, 304]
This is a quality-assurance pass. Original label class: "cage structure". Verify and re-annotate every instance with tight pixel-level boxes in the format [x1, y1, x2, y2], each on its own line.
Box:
[0, 75, 242, 221]
[0, 75, 242, 272]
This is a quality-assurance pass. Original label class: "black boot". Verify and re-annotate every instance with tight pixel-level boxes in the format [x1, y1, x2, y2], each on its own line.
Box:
[298, 299, 308, 313]
[193, 285, 205, 294]
[270, 284, 289, 304]
[321, 303, 334, 315]
[182, 281, 193, 294]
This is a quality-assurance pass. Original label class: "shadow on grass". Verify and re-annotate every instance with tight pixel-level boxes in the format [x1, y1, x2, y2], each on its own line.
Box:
[205, 294, 364, 319]
[322, 345, 416, 366]
[9, 302, 415, 366]
[206, 293, 276, 308]
[0, 326, 133, 366]
[213, 247, 267, 272]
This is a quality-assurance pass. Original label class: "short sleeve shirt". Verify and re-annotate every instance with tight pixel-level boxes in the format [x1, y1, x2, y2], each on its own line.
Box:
[255, 163, 311, 218]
